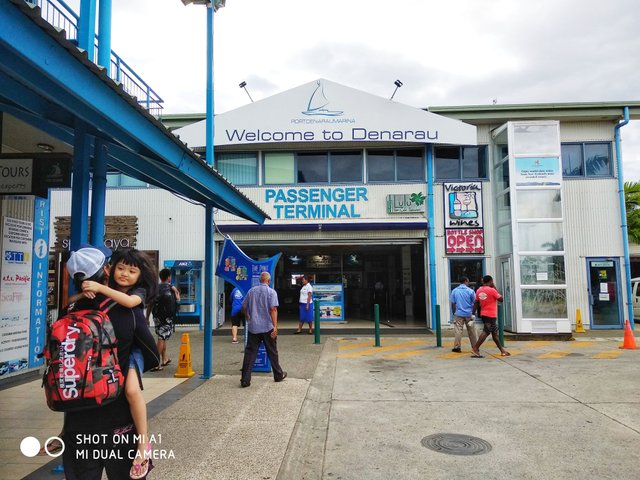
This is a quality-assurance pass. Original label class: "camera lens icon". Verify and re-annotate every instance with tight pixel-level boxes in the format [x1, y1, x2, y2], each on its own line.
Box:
[20, 436, 65, 458]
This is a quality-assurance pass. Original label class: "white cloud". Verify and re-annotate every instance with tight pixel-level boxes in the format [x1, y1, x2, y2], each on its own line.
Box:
[68, 0, 640, 178]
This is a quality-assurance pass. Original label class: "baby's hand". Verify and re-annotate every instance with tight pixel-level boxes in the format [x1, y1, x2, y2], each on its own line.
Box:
[82, 280, 101, 293]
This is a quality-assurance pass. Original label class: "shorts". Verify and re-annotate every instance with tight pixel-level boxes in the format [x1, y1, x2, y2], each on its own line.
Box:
[299, 303, 314, 323]
[129, 347, 144, 374]
[482, 316, 498, 334]
[231, 312, 245, 327]
[155, 317, 174, 340]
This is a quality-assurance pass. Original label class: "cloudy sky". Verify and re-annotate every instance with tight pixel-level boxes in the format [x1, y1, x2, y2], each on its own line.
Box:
[70, 0, 640, 178]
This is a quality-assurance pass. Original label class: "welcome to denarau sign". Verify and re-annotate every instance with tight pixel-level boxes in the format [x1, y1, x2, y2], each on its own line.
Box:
[175, 79, 477, 148]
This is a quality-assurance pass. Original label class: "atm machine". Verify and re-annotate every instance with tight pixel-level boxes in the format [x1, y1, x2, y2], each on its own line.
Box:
[164, 260, 202, 326]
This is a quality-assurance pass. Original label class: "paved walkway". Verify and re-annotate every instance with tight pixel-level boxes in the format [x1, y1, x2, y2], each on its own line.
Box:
[2, 327, 639, 480]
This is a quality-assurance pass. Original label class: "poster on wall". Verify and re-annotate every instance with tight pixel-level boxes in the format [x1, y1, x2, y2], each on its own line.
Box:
[0, 217, 33, 374]
[443, 182, 484, 254]
[314, 284, 345, 321]
[514, 157, 561, 186]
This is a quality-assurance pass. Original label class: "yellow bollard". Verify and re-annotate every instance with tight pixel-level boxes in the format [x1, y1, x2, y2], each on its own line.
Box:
[575, 309, 585, 333]
[174, 333, 196, 378]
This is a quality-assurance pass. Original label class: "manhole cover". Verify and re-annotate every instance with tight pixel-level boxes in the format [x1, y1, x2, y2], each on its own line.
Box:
[421, 433, 492, 456]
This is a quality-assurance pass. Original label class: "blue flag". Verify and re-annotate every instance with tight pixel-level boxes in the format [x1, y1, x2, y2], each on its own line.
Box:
[215, 237, 281, 295]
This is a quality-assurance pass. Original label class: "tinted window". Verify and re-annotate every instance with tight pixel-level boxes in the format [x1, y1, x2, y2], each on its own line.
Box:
[331, 151, 363, 183]
[297, 152, 328, 183]
[367, 150, 395, 182]
[396, 149, 424, 181]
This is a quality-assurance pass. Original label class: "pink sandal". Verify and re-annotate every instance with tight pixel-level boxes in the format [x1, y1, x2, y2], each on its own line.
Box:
[130, 443, 153, 479]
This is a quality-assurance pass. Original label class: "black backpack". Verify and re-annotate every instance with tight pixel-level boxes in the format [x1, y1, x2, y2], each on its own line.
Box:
[152, 283, 177, 320]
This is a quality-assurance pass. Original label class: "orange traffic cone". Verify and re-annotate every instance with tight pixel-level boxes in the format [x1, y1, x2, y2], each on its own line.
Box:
[619, 320, 639, 350]
[175, 333, 196, 377]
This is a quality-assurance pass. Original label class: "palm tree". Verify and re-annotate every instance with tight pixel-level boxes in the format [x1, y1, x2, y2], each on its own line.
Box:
[624, 181, 640, 244]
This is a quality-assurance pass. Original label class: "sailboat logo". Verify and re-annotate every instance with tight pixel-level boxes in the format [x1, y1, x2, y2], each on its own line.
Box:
[302, 81, 343, 117]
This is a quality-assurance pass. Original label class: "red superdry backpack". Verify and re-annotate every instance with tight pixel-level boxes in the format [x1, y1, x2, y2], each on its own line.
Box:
[42, 298, 124, 411]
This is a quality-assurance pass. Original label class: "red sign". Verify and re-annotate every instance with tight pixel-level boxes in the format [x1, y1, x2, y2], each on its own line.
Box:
[445, 228, 484, 254]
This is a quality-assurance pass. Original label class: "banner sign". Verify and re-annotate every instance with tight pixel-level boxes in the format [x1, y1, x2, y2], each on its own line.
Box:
[314, 284, 345, 321]
[444, 182, 484, 254]
[0, 217, 33, 371]
[29, 197, 50, 368]
[216, 238, 281, 296]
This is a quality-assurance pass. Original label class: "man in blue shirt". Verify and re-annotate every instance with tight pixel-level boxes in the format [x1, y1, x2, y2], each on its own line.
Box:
[240, 272, 287, 387]
[230, 287, 244, 344]
[449, 276, 478, 353]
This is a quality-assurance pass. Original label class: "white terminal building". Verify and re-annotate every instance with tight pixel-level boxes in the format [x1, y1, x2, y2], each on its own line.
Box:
[48, 79, 640, 333]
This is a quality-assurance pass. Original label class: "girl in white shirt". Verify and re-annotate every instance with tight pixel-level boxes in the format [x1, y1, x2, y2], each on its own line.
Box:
[295, 275, 314, 334]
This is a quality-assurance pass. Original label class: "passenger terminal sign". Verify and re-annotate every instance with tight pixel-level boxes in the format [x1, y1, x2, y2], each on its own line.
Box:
[175, 79, 477, 148]
[266, 186, 368, 219]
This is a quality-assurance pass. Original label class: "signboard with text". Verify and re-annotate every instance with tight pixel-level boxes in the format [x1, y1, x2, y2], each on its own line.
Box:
[444, 182, 484, 254]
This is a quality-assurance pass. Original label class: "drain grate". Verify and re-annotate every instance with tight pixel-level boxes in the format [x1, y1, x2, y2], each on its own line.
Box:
[421, 433, 492, 456]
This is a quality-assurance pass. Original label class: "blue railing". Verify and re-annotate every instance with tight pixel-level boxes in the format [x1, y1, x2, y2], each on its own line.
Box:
[25, 0, 164, 116]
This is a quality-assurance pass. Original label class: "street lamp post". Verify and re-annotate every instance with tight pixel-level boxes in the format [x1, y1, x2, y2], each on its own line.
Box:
[182, 0, 226, 379]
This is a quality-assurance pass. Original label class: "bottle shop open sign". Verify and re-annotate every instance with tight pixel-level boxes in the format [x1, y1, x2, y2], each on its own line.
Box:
[443, 182, 484, 254]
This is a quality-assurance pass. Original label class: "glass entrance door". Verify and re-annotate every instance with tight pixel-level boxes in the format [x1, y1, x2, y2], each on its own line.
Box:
[587, 258, 623, 329]
[500, 258, 513, 331]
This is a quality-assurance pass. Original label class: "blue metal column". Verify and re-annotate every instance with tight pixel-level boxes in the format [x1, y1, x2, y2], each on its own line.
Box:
[202, 5, 216, 378]
[615, 106, 633, 329]
[78, 0, 97, 61]
[202, 203, 214, 379]
[70, 121, 92, 252]
[90, 138, 107, 247]
[97, 0, 112, 75]
[426, 144, 438, 329]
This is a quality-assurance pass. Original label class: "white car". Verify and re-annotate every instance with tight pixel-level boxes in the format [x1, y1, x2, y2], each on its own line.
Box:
[632, 278, 640, 322]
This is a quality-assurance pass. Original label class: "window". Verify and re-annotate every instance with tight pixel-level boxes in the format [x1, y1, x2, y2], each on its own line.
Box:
[367, 148, 424, 182]
[435, 146, 487, 180]
[264, 152, 295, 184]
[561, 142, 612, 177]
[297, 152, 328, 183]
[215, 152, 257, 185]
[264, 151, 363, 185]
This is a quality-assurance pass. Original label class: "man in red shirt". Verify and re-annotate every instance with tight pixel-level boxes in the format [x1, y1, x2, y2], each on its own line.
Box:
[471, 275, 510, 357]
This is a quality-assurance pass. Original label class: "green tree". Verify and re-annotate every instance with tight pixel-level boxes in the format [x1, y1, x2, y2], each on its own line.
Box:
[624, 181, 640, 244]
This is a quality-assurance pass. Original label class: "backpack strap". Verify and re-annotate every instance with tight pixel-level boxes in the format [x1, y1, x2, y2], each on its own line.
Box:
[98, 298, 119, 313]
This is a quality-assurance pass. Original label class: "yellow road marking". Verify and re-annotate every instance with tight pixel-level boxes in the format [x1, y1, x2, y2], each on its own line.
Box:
[338, 339, 387, 351]
[337, 339, 427, 358]
[592, 351, 623, 359]
[569, 341, 595, 348]
[383, 349, 429, 359]
[525, 341, 553, 348]
[538, 351, 570, 359]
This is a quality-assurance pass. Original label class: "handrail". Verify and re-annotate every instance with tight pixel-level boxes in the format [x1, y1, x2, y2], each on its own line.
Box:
[25, 0, 164, 115]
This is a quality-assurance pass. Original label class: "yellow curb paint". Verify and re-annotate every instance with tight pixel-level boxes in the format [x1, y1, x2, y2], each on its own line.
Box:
[538, 351, 570, 359]
[568, 341, 595, 348]
[338, 340, 386, 351]
[383, 349, 429, 359]
[592, 351, 623, 359]
[337, 339, 427, 358]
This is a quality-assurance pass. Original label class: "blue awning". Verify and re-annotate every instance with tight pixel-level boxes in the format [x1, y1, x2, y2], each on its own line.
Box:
[0, 0, 267, 224]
